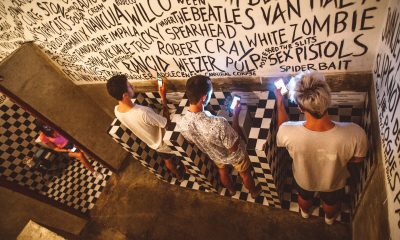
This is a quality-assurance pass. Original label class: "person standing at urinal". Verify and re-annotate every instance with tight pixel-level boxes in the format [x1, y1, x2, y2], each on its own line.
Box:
[106, 75, 183, 180]
[177, 75, 261, 198]
[275, 71, 368, 225]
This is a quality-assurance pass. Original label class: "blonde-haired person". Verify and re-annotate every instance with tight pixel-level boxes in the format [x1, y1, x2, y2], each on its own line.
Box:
[276, 71, 368, 225]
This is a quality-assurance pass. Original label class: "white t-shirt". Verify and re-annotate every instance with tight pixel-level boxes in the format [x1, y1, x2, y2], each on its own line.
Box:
[115, 103, 167, 150]
[277, 121, 368, 192]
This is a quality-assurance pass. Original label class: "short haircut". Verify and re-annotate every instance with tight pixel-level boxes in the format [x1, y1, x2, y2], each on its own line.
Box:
[185, 75, 212, 105]
[106, 75, 128, 101]
[34, 119, 54, 137]
[295, 72, 331, 119]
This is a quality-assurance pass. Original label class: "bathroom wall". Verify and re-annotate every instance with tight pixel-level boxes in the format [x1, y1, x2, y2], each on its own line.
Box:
[0, 0, 389, 84]
[370, 0, 400, 238]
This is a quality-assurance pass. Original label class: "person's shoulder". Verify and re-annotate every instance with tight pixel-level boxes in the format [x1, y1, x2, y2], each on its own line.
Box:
[177, 112, 193, 130]
[133, 104, 148, 111]
[180, 111, 195, 121]
[335, 122, 364, 131]
[114, 105, 121, 115]
[281, 121, 304, 128]
[334, 122, 366, 138]
[208, 114, 229, 126]
[135, 104, 156, 115]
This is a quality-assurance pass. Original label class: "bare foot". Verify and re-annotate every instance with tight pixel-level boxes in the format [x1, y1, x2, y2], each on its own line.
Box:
[250, 184, 262, 199]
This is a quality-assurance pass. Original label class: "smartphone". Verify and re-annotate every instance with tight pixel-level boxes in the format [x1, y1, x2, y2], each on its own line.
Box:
[274, 78, 288, 95]
[230, 95, 241, 110]
[157, 74, 163, 87]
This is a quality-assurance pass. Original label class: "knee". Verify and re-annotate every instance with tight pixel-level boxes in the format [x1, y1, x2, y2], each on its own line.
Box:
[218, 168, 228, 177]
[239, 169, 251, 179]
[76, 152, 84, 159]
[322, 201, 340, 209]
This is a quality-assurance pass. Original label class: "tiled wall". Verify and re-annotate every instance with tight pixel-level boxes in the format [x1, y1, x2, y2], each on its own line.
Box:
[350, 92, 374, 214]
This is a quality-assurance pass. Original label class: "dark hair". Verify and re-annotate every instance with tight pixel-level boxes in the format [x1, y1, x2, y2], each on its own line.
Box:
[34, 119, 54, 137]
[106, 75, 128, 101]
[185, 75, 212, 105]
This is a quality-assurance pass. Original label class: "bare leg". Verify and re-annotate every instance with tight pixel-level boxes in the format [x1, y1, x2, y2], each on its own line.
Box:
[239, 168, 261, 198]
[164, 158, 182, 180]
[69, 152, 95, 172]
[218, 167, 235, 194]
[298, 194, 313, 213]
[323, 202, 341, 219]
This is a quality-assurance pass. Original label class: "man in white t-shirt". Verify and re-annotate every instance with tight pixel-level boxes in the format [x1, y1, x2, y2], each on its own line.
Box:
[275, 72, 368, 225]
[177, 75, 261, 198]
[106, 75, 183, 180]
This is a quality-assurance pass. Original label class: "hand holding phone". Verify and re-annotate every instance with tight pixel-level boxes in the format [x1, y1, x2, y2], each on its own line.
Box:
[274, 79, 288, 95]
[230, 95, 241, 110]
[157, 75, 163, 87]
[157, 74, 167, 99]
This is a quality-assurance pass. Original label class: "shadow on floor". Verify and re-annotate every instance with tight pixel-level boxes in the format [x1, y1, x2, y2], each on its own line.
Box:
[79, 156, 351, 240]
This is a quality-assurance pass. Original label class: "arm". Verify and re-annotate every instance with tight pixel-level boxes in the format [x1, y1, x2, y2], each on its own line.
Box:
[232, 101, 241, 136]
[228, 139, 240, 153]
[347, 127, 368, 191]
[158, 78, 171, 125]
[275, 89, 289, 128]
[180, 130, 195, 145]
[347, 157, 364, 193]
[349, 127, 368, 164]
[229, 101, 242, 153]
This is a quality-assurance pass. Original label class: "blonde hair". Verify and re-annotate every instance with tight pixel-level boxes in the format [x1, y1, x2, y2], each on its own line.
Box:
[294, 72, 331, 119]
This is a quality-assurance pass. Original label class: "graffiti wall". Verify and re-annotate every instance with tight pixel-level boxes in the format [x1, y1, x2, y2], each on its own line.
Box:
[0, 0, 389, 84]
[373, 0, 400, 238]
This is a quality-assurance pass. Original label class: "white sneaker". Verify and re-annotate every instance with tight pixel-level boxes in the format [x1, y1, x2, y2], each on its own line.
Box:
[325, 215, 336, 225]
[92, 171, 104, 180]
[300, 208, 310, 219]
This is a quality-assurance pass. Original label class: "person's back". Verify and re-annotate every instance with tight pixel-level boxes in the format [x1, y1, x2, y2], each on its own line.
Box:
[179, 110, 244, 165]
[115, 103, 165, 150]
[278, 121, 367, 192]
[178, 75, 261, 198]
[275, 71, 368, 224]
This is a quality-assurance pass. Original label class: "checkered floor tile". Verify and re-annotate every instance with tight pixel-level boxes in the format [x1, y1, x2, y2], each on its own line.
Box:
[280, 163, 351, 223]
[1, 97, 113, 213]
[44, 156, 112, 213]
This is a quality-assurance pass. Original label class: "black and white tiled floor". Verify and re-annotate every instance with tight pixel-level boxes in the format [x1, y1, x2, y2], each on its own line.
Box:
[1, 96, 113, 213]
[45, 158, 112, 212]
[109, 116, 269, 205]
[109, 91, 371, 224]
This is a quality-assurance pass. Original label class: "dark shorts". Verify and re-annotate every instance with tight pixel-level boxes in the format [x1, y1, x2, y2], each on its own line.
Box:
[295, 181, 344, 206]
[158, 151, 174, 159]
